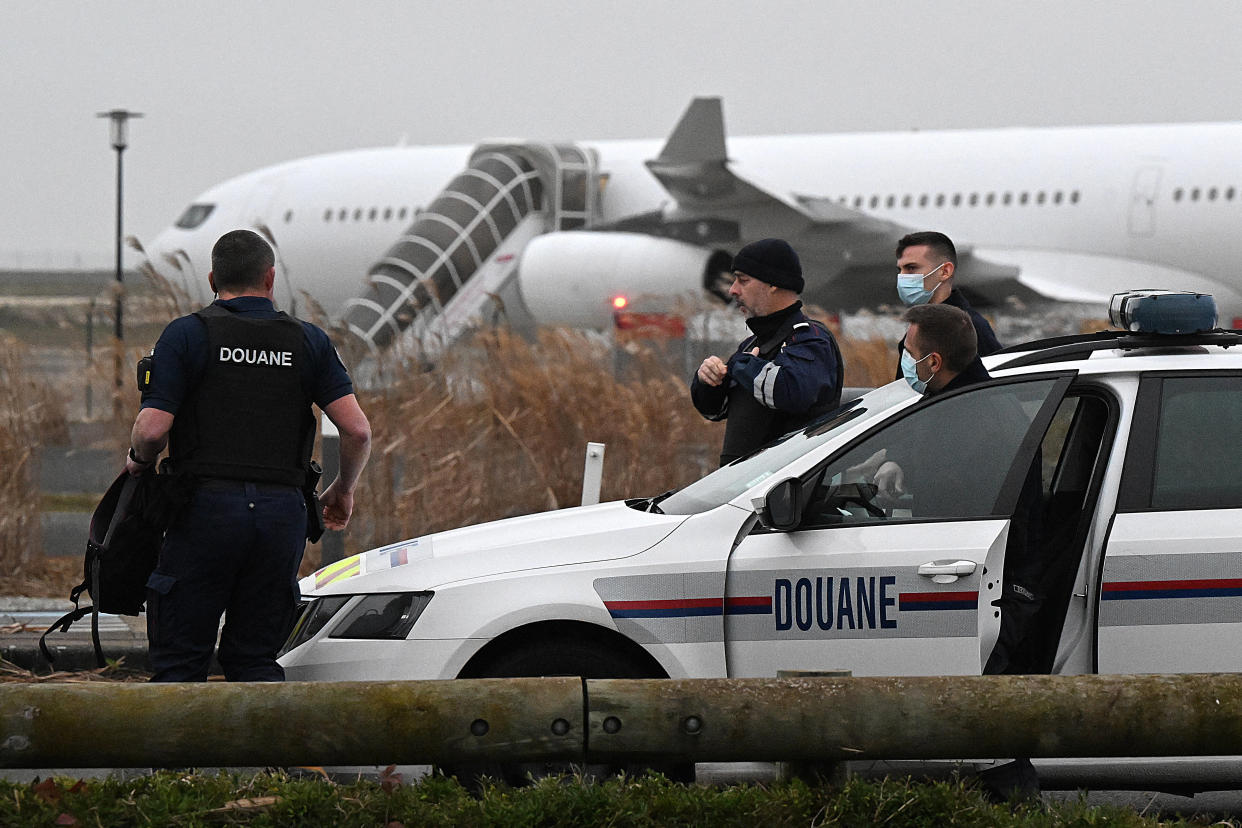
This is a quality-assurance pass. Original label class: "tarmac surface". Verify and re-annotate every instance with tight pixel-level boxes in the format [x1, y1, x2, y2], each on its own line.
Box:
[0, 597, 149, 672]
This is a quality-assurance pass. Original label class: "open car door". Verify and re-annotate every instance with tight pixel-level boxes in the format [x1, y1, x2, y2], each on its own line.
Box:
[724, 373, 1076, 678]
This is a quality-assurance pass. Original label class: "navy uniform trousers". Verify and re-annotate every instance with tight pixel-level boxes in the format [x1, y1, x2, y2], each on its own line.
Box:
[146, 479, 306, 682]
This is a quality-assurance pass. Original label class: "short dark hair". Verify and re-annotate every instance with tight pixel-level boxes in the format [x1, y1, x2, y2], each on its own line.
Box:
[895, 231, 957, 266]
[904, 303, 976, 372]
[211, 230, 274, 291]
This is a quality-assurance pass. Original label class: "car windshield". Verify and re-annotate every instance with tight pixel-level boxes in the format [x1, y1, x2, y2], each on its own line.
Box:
[658, 382, 917, 515]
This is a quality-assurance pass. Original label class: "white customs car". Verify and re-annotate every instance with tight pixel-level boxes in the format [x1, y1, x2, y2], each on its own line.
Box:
[282, 292, 1241, 781]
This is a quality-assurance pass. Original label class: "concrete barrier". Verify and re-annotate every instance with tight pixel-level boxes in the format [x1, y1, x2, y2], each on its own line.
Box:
[2, 674, 1242, 769]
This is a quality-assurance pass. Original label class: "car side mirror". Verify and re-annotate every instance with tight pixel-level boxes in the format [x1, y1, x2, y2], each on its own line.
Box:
[754, 478, 803, 531]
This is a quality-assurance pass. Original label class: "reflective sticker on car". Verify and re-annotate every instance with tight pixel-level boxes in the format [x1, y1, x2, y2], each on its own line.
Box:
[1100, 552, 1242, 626]
[594, 570, 978, 644]
[311, 537, 432, 590]
[594, 573, 726, 645]
[315, 554, 361, 590]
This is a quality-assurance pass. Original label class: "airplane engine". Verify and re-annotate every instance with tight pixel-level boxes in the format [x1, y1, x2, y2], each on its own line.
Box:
[516, 231, 733, 328]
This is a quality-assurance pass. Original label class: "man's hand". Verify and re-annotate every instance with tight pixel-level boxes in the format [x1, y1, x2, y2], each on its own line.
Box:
[844, 448, 887, 482]
[125, 451, 153, 478]
[696, 355, 728, 386]
[319, 479, 355, 531]
[874, 460, 906, 500]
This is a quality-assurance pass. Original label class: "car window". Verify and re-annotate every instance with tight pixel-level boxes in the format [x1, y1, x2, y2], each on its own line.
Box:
[658, 383, 918, 515]
[798, 378, 1066, 527]
[1151, 376, 1242, 510]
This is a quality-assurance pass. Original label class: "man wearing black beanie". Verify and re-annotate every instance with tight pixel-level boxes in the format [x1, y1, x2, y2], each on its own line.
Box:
[691, 238, 844, 465]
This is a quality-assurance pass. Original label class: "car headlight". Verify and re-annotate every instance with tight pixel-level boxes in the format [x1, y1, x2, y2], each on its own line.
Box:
[329, 592, 433, 640]
[279, 592, 433, 655]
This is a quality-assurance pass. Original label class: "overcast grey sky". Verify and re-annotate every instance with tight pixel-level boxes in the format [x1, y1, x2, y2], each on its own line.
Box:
[5, 0, 1242, 268]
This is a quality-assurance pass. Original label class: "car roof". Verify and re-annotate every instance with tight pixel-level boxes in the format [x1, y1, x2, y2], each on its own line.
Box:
[986, 329, 1242, 378]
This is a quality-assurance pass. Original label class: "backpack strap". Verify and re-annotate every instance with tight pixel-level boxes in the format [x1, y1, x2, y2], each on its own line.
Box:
[37, 604, 98, 666]
[89, 556, 104, 667]
[37, 578, 106, 668]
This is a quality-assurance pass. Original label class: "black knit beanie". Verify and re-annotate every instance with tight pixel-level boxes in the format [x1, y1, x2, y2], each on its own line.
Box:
[732, 238, 803, 293]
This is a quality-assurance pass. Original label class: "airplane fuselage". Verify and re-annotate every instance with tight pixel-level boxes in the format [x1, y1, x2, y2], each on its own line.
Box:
[147, 120, 1242, 324]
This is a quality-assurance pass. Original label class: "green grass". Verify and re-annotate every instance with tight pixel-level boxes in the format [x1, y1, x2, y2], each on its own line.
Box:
[0, 771, 1221, 828]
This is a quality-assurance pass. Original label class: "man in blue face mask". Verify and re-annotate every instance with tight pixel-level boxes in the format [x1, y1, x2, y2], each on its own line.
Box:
[894, 231, 1001, 379]
[899, 303, 991, 397]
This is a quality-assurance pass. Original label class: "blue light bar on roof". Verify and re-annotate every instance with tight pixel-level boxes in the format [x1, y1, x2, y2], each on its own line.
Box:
[1109, 290, 1217, 334]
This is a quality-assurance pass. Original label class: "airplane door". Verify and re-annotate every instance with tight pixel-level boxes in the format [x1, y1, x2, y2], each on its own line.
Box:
[241, 171, 288, 229]
[1127, 166, 1162, 238]
[725, 374, 1074, 678]
[238, 172, 299, 309]
[1098, 373, 1242, 673]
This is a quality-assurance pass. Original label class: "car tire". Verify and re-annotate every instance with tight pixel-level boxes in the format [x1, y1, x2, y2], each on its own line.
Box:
[440, 635, 694, 789]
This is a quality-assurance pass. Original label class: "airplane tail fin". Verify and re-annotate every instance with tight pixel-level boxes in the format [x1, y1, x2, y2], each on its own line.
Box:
[657, 97, 726, 163]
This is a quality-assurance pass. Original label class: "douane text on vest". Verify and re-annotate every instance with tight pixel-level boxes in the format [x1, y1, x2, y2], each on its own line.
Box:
[218, 347, 294, 367]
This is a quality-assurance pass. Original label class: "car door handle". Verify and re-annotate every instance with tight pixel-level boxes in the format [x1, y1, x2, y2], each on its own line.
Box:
[917, 560, 977, 577]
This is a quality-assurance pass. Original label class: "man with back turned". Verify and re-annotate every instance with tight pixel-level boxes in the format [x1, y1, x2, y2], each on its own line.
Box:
[125, 229, 372, 682]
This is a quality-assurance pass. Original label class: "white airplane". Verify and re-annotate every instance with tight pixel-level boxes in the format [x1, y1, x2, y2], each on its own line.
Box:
[144, 97, 1242, 350]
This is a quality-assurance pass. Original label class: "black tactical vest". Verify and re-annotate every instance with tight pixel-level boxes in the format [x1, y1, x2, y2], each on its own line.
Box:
[719, 317, 843, 465]
[167, 304, 314, 487]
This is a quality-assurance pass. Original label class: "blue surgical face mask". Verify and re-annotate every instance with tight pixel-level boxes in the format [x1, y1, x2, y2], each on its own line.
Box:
[901, 350, 934, 394]
[896, 261, 947, 306]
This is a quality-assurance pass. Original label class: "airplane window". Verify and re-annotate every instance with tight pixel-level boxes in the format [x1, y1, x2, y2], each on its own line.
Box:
[174, 203, 215, 230]
[1003, 192, 1012, 205]
[323, 209, 332, 222]
[399, 207, 408, 220]
[1070, 191, 1080, 204]
[854, 196, 863, 209]
[1036, 191, 1046, 205]
[384, 207, 393, 220]
[338, 208, 347, 221]
[368, 207, 378, 221]
[952, 193, 962, 207]
[902, 194, 912, 208]
[919, 194, 929, 207]
[985, 193, 995, 206]
[1053, 191, 1063, 205]
[968, 193, 978, 207]
[353, 208, 363, 221]
[1209, 187, 1219, 201]
[935, 194, 945, 207]
[1228, 187, 1236, 201]
[886, 195, 895, 208]
[1191, 188, 1201, 201]
[1173, 188, 1183, 202]
[1020, 192, 1029, 205]
[284, 210, 293, 223]
[869, 195, 879, 209]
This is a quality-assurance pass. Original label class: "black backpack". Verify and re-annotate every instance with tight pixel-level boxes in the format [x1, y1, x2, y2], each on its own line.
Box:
[39, 469, 165, 668]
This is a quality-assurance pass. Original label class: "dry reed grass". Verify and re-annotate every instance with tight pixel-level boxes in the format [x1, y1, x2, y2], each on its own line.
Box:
[1, 256, 899, 588]
[346, 328, 719, 554]
[0, 336, 69, 576]
[335, 324, 898, 560]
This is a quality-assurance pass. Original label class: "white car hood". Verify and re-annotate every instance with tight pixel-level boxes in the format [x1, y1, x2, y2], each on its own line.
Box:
[302, 500, 689, 595]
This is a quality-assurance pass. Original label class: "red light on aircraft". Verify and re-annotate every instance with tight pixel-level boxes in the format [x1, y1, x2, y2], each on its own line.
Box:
[611, 295, 629, 310]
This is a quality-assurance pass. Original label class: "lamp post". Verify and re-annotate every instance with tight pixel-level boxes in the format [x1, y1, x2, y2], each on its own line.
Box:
[97, 109, 142, 420]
